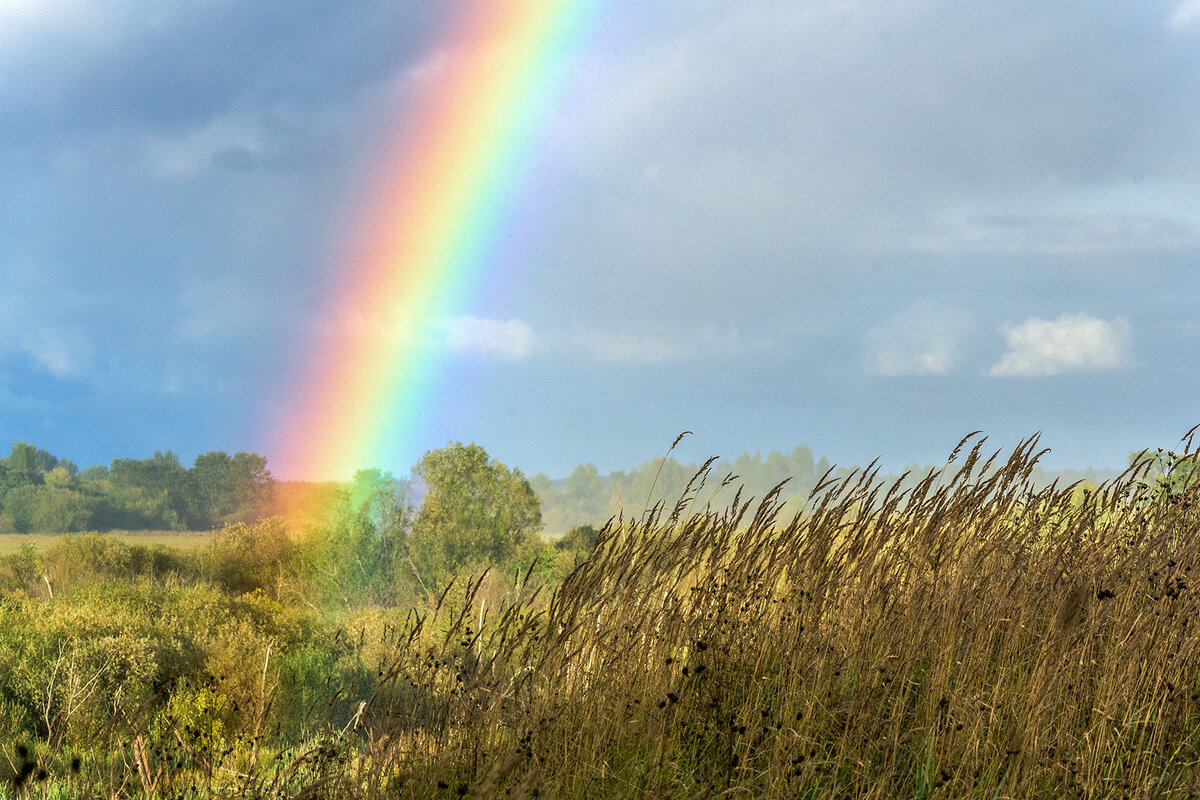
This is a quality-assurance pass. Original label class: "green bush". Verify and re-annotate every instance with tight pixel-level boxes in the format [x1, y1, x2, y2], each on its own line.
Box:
[0, 591, 178, 745]
[200, 518, 294, 595]
[42, 534, 185, 592]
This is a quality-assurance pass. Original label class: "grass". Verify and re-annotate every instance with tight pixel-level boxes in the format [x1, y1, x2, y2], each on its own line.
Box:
[0, 529, 215, 555]
[321, 430, 1200, 799]
[8, 429, 1200, 798]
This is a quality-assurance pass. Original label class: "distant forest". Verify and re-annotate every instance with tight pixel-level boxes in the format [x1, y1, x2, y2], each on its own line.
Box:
[0, 442, 273, 533]
[0, 439, 1116, 535]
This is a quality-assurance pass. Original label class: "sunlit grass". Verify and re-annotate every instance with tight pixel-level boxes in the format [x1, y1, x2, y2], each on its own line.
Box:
[0, 529, 215, 555]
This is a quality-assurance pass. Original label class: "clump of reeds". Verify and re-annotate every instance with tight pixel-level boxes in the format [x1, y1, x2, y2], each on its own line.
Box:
[329, 427, 1200, 799]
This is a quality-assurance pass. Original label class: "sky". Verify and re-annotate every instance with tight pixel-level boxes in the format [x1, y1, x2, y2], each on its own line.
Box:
[1, 0, 1197, 481]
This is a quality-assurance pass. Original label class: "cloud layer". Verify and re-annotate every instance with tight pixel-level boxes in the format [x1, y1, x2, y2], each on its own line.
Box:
[0, 1, 1195, 476]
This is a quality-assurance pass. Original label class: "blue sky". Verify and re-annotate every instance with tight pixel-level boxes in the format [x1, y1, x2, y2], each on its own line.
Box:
[1, 0, 1197, 480]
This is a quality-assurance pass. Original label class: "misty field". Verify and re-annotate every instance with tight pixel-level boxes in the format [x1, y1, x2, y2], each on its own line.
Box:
[1, 432, 1199, 799]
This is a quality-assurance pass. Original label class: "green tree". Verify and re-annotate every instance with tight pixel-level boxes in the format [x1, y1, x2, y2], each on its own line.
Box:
[294, 469, 413, 607]
[79, 465, 109, 482]
[788, 444, 816, 489]
[565, 463, 607, 516]
[91, 483, 183, 531]
[1, 443, 44, 488]
[555, 523, 599, 552]
[0, 443, 46, 529]
[3, 485, 94, 533]
[110, 451, 196, 529]
[408, 443, 541, 589]
[191, 451, 275, 528]
[44, 466, 79, 490]
[7, 442, 42, 474]
[191, 451, 234, 526]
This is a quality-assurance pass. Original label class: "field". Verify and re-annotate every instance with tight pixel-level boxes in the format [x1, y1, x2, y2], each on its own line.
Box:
[0, 529, 214, 556]
[1, 433, 1198, 798]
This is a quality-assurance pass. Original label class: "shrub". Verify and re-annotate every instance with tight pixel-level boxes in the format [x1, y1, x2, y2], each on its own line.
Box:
[42, 533, 184, 592]
[201, 518, 294, 595]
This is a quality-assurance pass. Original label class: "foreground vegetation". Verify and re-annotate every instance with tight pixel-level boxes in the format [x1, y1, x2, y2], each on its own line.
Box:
[1, 432, 1198, 798]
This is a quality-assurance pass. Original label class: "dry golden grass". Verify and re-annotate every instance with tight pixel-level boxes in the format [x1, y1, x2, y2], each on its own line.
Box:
[309, 430, 1200, 799]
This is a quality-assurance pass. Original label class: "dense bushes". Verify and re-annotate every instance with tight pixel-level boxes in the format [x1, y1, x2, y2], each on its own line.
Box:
[0, 570, 367, 777]
[41, 534, 182, 591]
[0, 437, 584, 795]
[200, 518, 294, 595]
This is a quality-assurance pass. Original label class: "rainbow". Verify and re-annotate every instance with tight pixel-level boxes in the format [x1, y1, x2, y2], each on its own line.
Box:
[271, 0, 600, 481]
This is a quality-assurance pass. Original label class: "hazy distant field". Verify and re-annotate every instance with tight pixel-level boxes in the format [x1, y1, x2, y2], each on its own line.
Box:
[0, 529, 214, 555]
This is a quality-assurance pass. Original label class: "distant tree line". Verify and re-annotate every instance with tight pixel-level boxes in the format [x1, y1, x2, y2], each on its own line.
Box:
[532, 445, 830, 533]
[0, 442, 274, 533]
[532, 442, 1120, 534]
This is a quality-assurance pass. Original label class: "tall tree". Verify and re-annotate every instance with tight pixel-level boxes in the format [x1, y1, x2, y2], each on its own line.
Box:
[564, 463, 606, 516]
[6, 442, 42, 476]
[228, 452, 274, 522]
[408, 443, 541, 588]
[0, 443, 45, 518]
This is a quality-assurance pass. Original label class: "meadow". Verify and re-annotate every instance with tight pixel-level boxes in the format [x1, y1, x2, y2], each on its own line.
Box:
[0, 530, 213, 557]
[1, 431, 1198, 798]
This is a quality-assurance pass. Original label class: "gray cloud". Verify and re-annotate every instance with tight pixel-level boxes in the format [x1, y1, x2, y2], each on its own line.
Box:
[545, 1, 1200, 280]
[0, 2, 445, 141]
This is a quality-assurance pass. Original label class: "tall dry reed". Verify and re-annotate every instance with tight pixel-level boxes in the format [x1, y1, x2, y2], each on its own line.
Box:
[316, 430, 1200, 800]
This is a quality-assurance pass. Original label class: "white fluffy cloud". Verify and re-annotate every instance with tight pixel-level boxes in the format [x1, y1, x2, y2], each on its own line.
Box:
[864, 303, 970, 377]
[444, 316, 537, 360]
[988, 313, 1129, 377]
